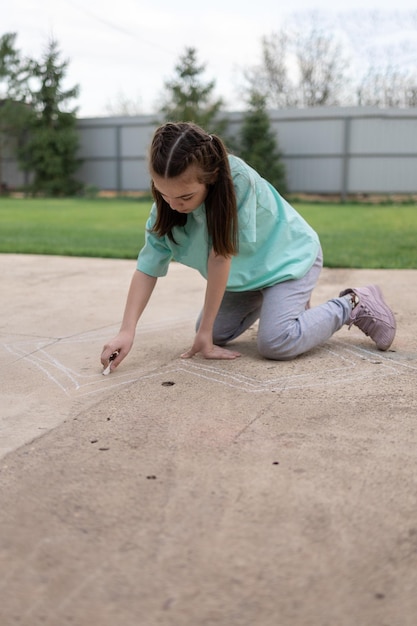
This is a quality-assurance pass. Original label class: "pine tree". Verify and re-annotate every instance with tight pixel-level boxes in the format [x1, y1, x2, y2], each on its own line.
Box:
[238, 90, 287, 194]
[159, 47, 227, 135]
[19, 39, 81, 196]
[0, 33, 32, 191]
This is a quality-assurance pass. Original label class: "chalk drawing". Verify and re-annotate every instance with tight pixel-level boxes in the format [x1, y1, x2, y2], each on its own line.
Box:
[2, 316, 414, 397]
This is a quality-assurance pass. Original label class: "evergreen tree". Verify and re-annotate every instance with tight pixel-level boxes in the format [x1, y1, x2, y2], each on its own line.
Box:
[0, 33, 32, 191]
[238, 90, 287, 194]
[19, 39, 81, 196]
[159, 47, 227, 135]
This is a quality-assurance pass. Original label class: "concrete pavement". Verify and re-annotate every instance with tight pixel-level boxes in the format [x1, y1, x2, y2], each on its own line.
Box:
[1, 254, 416, 626]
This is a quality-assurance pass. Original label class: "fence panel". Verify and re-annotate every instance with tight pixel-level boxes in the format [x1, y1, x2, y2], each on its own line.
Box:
[3, 107, 417, 196]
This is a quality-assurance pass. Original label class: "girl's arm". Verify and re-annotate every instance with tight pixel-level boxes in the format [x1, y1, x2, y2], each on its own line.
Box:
[101, 269, 158, 370]
[181, 249, 241, 360]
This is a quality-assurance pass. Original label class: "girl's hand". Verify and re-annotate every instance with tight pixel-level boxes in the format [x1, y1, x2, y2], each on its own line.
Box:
[100, 331, 134, 372]
[181, 344, 241, 360]
[180, 331, 241, 360]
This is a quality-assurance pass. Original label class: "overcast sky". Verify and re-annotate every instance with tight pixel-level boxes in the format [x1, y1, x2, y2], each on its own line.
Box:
[3, 0, 417, 118]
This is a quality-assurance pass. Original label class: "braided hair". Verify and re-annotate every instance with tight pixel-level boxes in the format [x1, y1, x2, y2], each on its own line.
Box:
[149, 122, 238, 257]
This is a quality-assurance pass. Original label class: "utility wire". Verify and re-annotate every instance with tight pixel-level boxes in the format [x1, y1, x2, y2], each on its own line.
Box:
[62, 0, 175, 55]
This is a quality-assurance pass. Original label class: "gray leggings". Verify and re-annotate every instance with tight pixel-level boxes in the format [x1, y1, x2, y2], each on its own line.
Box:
[198, 249, 351, 360]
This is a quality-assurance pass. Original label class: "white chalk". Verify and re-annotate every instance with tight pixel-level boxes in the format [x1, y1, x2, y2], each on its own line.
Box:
[102, 362, 112, 376]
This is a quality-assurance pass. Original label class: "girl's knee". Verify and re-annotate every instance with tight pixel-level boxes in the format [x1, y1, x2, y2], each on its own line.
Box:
[257, 333, 300, 361]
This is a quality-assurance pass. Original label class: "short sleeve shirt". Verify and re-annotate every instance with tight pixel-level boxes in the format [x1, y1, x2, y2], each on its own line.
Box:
[137, 155, 320, 292]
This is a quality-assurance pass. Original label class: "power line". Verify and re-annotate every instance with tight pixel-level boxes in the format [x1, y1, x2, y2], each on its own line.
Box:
[62, 0, 175, 55]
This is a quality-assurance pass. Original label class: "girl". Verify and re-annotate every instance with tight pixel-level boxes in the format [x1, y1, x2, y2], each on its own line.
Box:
[101, 122, 396, 372]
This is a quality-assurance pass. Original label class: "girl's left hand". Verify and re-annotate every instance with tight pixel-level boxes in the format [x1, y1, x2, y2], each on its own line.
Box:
[181, 333, 241, 360]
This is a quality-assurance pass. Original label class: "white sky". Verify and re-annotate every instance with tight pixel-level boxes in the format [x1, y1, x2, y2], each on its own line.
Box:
[3, 0, 417, 118]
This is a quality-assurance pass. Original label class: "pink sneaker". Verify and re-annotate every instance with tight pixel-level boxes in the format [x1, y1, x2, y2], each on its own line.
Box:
[339, 285, 396, 351]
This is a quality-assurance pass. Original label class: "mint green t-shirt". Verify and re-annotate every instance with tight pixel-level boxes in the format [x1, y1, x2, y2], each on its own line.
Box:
[137, 155, 320, 292]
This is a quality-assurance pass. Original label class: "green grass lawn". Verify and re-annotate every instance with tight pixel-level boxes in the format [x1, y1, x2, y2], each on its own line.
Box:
[0, 197, 416, 268]
[0, 197, 151, 259]
[296, 202, 417, 269]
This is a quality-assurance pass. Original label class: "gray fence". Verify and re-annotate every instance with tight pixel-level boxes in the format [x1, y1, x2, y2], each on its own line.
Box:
[3, 107, 417, 196]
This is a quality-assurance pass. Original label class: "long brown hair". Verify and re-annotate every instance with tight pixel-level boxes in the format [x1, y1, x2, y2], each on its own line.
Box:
[149, 122, 238, 256]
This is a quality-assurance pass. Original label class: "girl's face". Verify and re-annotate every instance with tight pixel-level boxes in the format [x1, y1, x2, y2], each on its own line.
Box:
[152, 165, 209, 214]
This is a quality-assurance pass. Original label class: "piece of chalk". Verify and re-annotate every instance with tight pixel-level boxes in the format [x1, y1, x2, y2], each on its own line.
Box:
[102, 363, 112, 376]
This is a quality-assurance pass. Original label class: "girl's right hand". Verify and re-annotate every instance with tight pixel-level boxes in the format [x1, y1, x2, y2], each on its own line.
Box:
[100, 331, 134, 372]
[180, 328, 241, 360]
